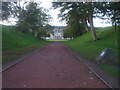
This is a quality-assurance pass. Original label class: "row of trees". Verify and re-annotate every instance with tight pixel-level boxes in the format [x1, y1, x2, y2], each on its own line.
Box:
[2, 1, 53, 38]
[52, 2, 120, 41]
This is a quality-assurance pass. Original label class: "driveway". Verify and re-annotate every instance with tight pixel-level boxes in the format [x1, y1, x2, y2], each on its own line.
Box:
[2, 41, 108, 88]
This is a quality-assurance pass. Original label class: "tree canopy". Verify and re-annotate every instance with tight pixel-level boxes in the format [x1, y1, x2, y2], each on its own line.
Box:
[52, 2, 120, 41]
[2, 1, 52, 37]
[2, 1, 120, 40]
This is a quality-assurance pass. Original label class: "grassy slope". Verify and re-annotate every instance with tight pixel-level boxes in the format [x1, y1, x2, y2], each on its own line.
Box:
[63, 26, 119, 78]
[2, 25, 49, 65]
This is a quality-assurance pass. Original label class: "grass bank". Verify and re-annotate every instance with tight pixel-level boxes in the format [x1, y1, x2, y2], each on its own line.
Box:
[63, 26, 119, 78]
[2, 25, 49, 65]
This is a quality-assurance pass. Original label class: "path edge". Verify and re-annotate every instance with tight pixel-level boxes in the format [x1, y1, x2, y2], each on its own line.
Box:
[1, 42, 53, 72]
[63, 43, 119, 88]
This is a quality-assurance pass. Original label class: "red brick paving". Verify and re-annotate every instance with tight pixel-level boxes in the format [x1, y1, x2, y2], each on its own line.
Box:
[2, 41, 108, 88]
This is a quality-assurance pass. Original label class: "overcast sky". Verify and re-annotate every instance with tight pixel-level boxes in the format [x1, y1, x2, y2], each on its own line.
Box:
[0, 0, 112, 27]
[41, 1, 112, 27]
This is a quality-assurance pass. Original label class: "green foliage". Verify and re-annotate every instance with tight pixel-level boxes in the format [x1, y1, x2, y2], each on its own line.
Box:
[53, 2, 120, 41]
[38, 26, 48, 37]
[17, 21, 29, 33]
[64, 26, 118, 63]
[70, 19, 84, 37]
[2, 25, 49, 65]
[63, 20, 85, 38]
[37, 24, 53, 38]
[63, 26, 74, 38]
[53, 2, 85, 38]
[17, 2, 49, 34]
[99, 64, 119, 78]
[2, 2, 52, 37]
[2, 25, 47, 51]
[64, 26, 118, 78]
[102, 2, 120, 26]
[52, 2, 98, 40]
[2, 2, 12, 20]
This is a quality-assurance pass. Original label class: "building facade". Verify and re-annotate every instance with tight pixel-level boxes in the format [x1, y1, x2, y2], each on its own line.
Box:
[45, 26, 65, 40]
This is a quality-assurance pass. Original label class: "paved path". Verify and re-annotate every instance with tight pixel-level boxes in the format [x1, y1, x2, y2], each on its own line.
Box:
[3, 41, 108, 88]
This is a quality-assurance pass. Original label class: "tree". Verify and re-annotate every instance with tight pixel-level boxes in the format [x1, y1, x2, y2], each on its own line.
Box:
[87, 2, 98, 41]
[2, 2, 12, 20]
[16, 2, 51, 36]
[17, 21, 29, 33]
[53, 2, 85, 38]
[63, 25, 74, 38]
[86, 2, 119, 41]
[105, 2, 120, 46]
[38, 24, 53, 38]
[53, 2, 119, 41]
[38, 26, 47, 38]
[52, 2, 99, 41]
[2, 1, 52, 38]
[2, 2, 22, 20]
[94, 2, 120, 45]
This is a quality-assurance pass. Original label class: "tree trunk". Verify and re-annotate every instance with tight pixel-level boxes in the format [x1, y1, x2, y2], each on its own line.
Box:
[32, 30, 38, 37]
[114, 17, 118, 46]
[89, 4, 98, 41]
[34, 31, 38, 37]
[83, 18, 89, 32]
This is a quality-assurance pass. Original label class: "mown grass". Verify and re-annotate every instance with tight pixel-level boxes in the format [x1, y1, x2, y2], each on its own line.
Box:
[63, 26, 119, 78]
[99, 64, 119, 78]
[47, 40, 69, 41]
[2, 25, 50, 65]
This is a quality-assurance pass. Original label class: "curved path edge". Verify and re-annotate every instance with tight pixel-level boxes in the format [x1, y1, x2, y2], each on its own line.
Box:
[63, 43, 119, 88]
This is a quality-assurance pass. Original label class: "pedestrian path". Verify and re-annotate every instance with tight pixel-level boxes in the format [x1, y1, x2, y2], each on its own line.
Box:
[2, 41, 108, 88]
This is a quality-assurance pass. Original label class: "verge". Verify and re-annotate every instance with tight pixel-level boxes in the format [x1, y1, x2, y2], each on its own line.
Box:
[63, 43, 119, 88]
[1, 42, 53, 72]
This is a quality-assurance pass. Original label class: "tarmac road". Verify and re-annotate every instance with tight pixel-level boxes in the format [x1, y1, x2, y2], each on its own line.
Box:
[2, 41, 108, 88]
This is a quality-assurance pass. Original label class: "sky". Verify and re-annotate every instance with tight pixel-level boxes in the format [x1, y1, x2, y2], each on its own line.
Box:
[0, 0, 112, 27]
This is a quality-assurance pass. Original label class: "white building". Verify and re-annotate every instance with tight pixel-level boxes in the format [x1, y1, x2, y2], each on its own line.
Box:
[45, 26, 64, 40]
